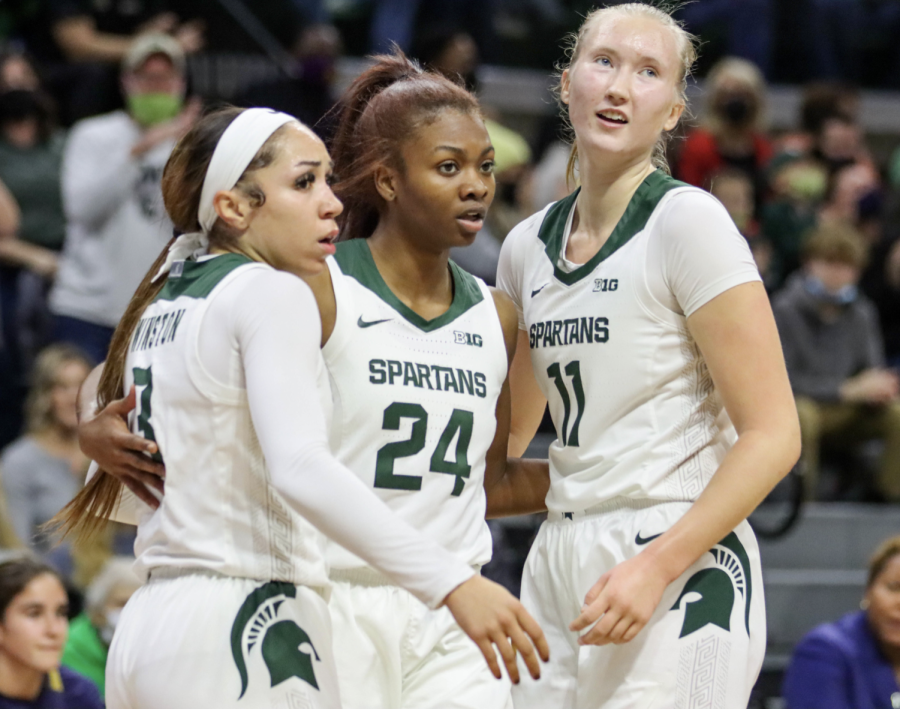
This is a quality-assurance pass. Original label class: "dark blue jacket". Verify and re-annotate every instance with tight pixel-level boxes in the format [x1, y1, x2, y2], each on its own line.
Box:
[0, 667, 103, 709]
[783, 611, 900, 709]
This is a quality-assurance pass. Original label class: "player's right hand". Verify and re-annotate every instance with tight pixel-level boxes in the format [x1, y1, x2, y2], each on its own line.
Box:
[443, 575, 549, 683]
[79, 386, 166, 508]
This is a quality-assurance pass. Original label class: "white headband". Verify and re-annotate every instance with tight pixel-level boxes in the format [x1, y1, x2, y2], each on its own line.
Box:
[153, 108, 296, 281]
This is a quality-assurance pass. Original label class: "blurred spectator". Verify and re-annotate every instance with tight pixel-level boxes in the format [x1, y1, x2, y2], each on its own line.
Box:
[709, 168, 775, 288]
[675, 0, 774, 77]
[0, 556, 103, 708]
[761, 155, 828, 287]
[676, 57, 773, 209]
[236, 23, 342, 139]
[782, 535, 900, 708]
[0, 345, 89, 552]
[14, 0, 203, 125]
[772, 223, 900, 501]
[820, 162, 885, 247]
[48, 34, 199, 364]
[0, 51, 68, 378]
[61, 557, 139, 699]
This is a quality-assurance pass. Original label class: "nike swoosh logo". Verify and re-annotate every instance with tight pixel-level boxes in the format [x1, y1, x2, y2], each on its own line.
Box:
[531, 284, 548, 298]
[357, 316, 392, 328]
[635, 532, 663, 546]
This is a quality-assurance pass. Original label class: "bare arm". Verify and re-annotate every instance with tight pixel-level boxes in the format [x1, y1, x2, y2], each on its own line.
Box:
[483, 289, 550, 517]
[572, 281, 800, 644]
[507, 328, 547, 458]
[77, 362, 166, 507]
[52, 16, 135, 62]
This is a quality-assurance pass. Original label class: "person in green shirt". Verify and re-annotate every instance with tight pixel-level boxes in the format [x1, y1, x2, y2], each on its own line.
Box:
[60, 557, 139, 697]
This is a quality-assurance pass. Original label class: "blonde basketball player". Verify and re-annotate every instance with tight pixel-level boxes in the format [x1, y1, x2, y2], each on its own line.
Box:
[57, 107, 547, 709]
[496, 5, 801, 708]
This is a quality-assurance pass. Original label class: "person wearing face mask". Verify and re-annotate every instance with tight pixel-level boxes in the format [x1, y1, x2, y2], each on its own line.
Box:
[47, 34, 200, 365]
[676, 57, 773, 209]
[772, 222, 900, 501]
[60, 557, 140, 699]
[782, 535, 900, 709]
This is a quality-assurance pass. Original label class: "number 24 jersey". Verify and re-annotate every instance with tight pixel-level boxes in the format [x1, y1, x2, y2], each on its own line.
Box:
[323, 240, 508, 571]
[496, 171, 761, 514]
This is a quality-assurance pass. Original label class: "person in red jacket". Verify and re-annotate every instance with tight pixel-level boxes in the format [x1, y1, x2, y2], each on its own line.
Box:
[676, 57, 773, 206]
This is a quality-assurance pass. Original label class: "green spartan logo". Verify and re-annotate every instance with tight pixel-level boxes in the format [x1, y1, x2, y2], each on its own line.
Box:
[231, 582, 321, 699]
[670, 532, 753, 639]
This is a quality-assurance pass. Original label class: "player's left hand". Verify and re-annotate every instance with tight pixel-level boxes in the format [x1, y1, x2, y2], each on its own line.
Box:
[569, 551, 670, 646]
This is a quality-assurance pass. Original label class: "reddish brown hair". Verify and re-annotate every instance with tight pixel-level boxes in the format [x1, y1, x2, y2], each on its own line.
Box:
[52, 106, 288, 540]
[330, 48, 481, 241]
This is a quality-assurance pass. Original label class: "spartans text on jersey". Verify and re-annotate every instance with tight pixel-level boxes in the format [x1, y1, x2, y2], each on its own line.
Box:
[529, 316, 609, 349]
[130, 309, 186, 352]
[369, 359, 488, 398]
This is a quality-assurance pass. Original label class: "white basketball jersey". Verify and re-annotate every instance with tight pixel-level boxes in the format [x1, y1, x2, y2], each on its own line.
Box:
[124, 254, 331, 588]
[323, 240, 508, 570]
[497, 171, 761, 514]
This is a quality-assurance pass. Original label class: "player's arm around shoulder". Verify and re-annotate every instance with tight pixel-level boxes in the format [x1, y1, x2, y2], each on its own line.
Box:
[483, 288, 550, 519]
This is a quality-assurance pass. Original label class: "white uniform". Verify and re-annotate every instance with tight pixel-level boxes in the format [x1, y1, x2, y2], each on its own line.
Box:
[106, 254, 474, 709]
[322, 239, 512, 709]
[496, 171, 766, 709]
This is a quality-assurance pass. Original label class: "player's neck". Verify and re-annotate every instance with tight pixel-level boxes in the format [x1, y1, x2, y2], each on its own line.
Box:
[367, 226, 454, 320]
[569, 156, 654, 255]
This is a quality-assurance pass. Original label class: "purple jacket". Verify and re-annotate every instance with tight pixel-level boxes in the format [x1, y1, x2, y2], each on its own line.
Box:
[783, 611, 900, 709]
[0, 667, 103, 709]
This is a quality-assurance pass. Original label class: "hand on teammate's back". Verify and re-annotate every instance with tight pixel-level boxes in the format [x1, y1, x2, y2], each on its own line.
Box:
[443, 576, 549, 683]
[569, 551, 670, 646]
[79, 385, 166, 508]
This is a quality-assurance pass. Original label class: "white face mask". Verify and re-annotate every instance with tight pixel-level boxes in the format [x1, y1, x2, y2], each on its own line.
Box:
[99, 608, 122, 645]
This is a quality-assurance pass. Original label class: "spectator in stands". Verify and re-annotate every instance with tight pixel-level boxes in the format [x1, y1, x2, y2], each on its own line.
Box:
[773, 223, 900, 501]
[0, 51, 68, 380]
[0, 556, 103, 708]
[783, 534, 900, 708]
[48, 34, 200, 364]
[820, 162, 885, 248]
[0, 344, 89, 552]
[709, 168, 775, 289]
[61, 557, 139, 699]
[676, 57, 773, 209]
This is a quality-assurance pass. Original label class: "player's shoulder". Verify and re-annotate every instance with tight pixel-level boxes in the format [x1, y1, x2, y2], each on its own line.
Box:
[653, 182, 728, 225]
[504, 199, 560, 250]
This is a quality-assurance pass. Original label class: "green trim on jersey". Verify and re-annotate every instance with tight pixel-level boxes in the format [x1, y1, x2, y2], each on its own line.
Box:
[156, 253, 255, 302]
[538, 170, 688, 286]
[333, 239, 484, 332]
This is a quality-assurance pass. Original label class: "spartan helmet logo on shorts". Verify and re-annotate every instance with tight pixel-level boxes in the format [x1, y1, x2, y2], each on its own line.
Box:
[670, 532, 753, 639]
[230, 582, 321, 699]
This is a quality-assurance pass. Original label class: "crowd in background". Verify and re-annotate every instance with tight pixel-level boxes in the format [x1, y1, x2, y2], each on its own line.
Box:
[0, 0, 899, 705]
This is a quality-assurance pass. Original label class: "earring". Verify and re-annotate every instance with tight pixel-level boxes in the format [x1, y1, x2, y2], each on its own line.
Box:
[860, 598, 870, 611]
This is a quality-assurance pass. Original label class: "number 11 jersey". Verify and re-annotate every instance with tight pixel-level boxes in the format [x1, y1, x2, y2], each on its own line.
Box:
[496, 171, 762, 514]
[323, 240, 508, 571]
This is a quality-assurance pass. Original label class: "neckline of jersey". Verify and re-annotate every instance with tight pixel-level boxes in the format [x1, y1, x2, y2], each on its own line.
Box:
[538, 169, 686, 286]
[333, 239, 484, 332]
[155, 252, 255, 302]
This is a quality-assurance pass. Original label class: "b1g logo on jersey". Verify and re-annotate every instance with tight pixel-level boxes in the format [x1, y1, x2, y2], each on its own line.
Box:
[454, 331, 483, 347]
[593, 278, 618, 292]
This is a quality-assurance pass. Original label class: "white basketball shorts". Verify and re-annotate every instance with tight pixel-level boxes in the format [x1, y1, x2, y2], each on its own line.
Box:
[512, 500, 766, 709]
[328, 568, 513, 709]
[106, 569, 340, 709]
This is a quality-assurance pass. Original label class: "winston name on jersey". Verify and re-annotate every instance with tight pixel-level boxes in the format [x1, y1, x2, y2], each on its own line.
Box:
[123, 255, 330, 589]
[497, 171, 761, 514]
[324, 240, 507, 570]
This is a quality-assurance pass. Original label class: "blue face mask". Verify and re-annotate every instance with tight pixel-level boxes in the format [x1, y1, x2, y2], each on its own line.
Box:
[804, 274, 858, 306]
